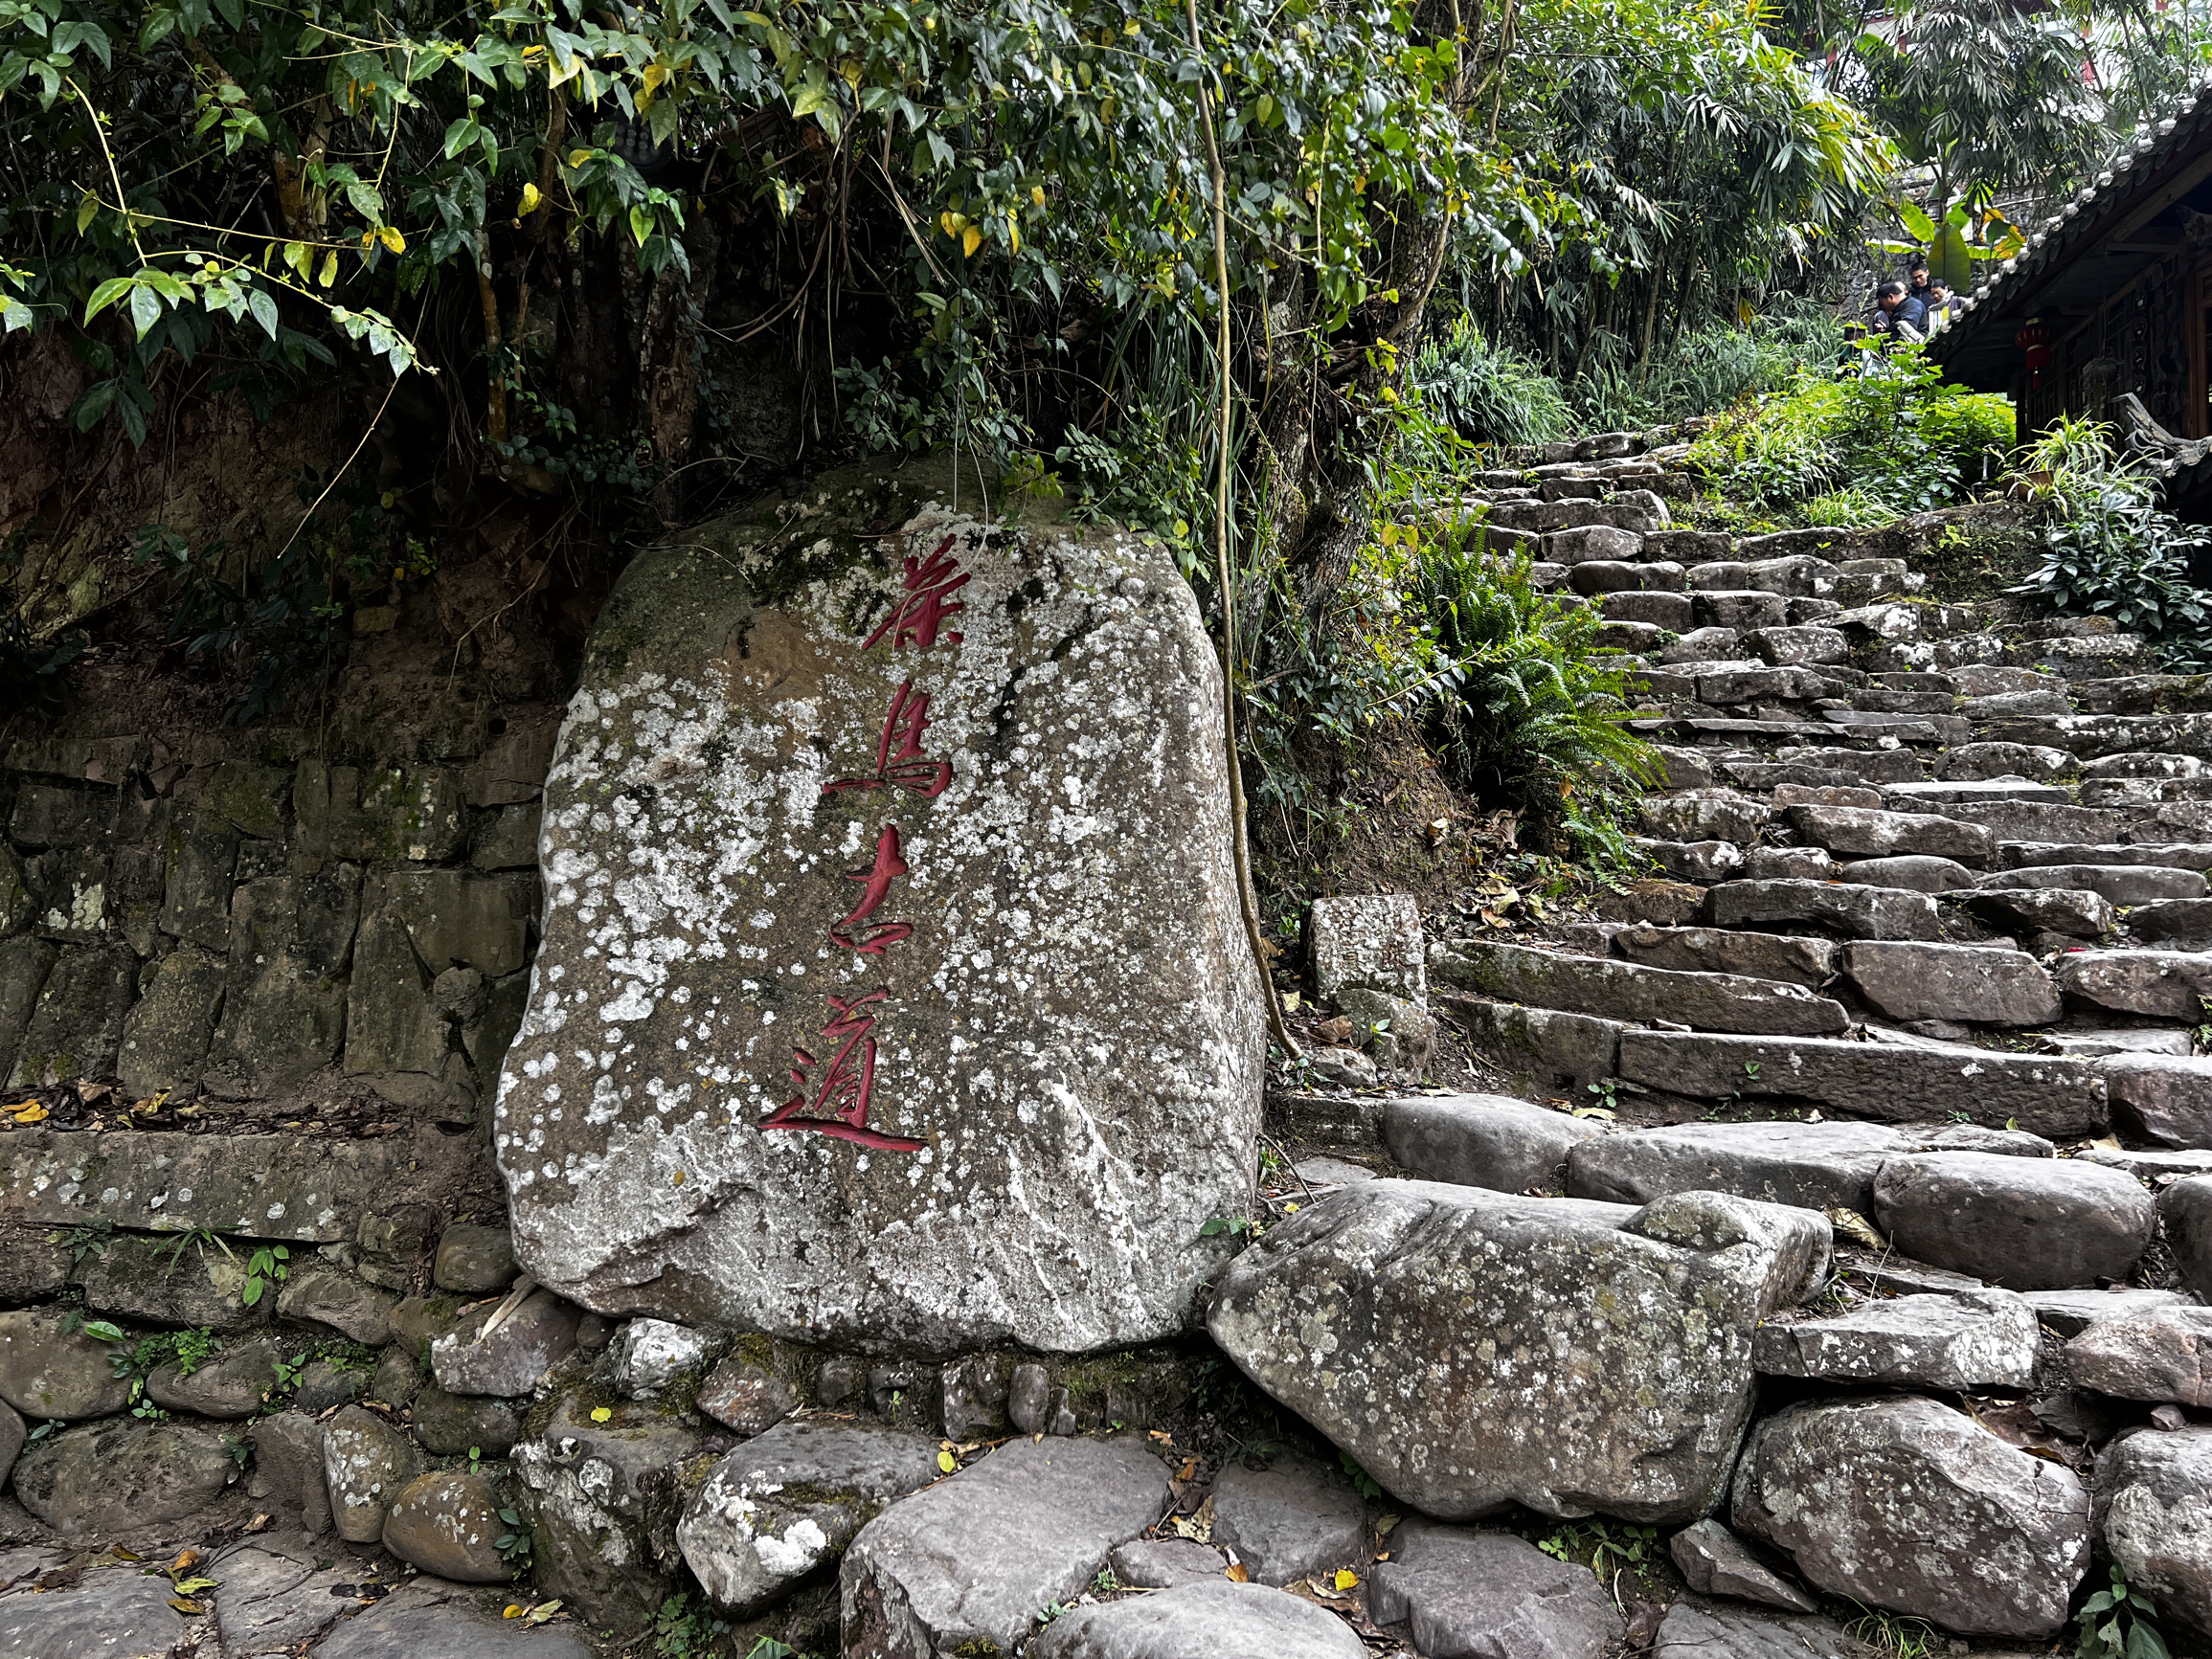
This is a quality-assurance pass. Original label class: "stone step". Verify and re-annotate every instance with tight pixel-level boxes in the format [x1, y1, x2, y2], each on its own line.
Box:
[1612, 1030, 2106, 1136]
[1949, 885, 2115, 940]
[1837, 939, 2062, 1027]
[1607, 924, 1837, 987]
[2000, 842, 2212, 869]
[1873, 1151, 2155, 1289]
[1976, 863, 2209, 904]
[1705, 878, 1941, 941]
[2054, 950, 2212, 1020]
[2122, 899, 2212, 945]
[1882, 779, 2072, 808]
[1428, 939, 1850, 1037]
[1785, 804, 1994, 866]
[1381, 1092, 1605, 1192]
[1939, 742, 2076, 782]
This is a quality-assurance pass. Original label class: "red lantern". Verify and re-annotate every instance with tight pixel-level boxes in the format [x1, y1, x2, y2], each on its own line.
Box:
[2016, 321, 2055, 390]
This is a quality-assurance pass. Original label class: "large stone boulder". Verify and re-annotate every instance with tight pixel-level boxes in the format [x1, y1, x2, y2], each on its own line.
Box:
[1367, 1525, 1622, 1659]
[382, 1471, 511, 1583]
[11, 1416, 239, 1535]
[495, 463, 1266, 1353]
[1732, 1397, 2090, 1638]
[1034, 1579, 1366, 1659]
[1208, 1450, 1367, 1588]
[1207, 1181, 1827, 1522]
[2097, 1427, 2212, 1634]
[2066, 1307, 2212, 1404]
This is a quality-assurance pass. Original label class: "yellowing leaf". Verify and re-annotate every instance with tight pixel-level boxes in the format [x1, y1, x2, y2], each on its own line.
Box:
[11, 1103, 48, 1124]
[377, 226, 405, 255]
[642, 62, 669, 93]
[520, 183, 542, 215]
[1334, 1569, 1360, 1591]
[170, 1550, 200, 1573]
[671, 1168, 686, 1185]
[589, 1406, 612, 1424]
[77, 193, 100, 234]
[504, 1604, 527, 1619]
[567, 148, 594, 169]
[1281, 992, 1300, 1012]
[1224, 1562, 1249, 1582]
[1007, 215, 1019, 255]
[1030, 185, 1046, 207]
[961, 224, 982, 258]
[169, 1599, 204, 1614]
[936, 1449, 956, 1472]
[319, 251, 339, 288]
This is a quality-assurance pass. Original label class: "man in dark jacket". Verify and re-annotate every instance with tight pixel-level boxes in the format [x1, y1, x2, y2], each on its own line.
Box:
[1874, 280, 1928, 344]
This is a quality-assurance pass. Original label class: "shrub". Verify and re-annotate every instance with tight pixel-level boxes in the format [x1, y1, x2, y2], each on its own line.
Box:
[1412, 322, 1575, 449]
[1685, 345, 2012, 516]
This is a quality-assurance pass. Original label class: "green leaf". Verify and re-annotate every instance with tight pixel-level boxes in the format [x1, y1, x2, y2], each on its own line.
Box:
[247, 288, 279, 339]
[1929, 223, 1974, 293]
[128, 282, 162, 340]
[628, 203, 652, 246]
[0, 297, 32, 334]
[81, 1320, 124, 1341]
[344, 182, 384, 223]
[83, 275, 133, 323]
[239, 1276, 263, 1307]
[1897, 201, 1938, 243]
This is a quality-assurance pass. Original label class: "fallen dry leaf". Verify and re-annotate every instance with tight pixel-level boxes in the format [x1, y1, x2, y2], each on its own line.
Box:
[1224, 1562, 1249, 1583]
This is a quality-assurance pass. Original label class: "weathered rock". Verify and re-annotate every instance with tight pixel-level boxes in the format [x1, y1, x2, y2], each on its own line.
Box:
[146, 1334, 288, 1418]
[1308, 894, 1425, 1005]
[1208, 1182, 1826, 1522]
[1034, 1578, 1367, 1659]
[941, 1351, 1014, 1439]
[2097, 1427, 2212, 1635]
[277, 1267, 397, 1346]
[6, 942, 134, 1088]
[434, 1222, 518, 1293]
[248, 1410, 334, 1535]
[77, 1230, 269, 1332]
[2105, 1055, 2212, 1148]
[409, 1383, 524, 1457]
[1109, 1537, 1228, 1589]
[1444, 998, 1622, 1088]
[1985, 864, 2209, 905]
[2126, 899, 2212, 942]
[1210, 1450, 1366, 1587]
[509, 1382, 709, 1628]
[1636, 838, 1747, 884]
[1940, 744, 2078, 782]
[1830, 856, 1976, 893]
[116, 943, 226, 1098]
[1955, 885, 2117, 938]
[698, 1344, 804, 1433]
[0, 1567, 184, 1659]
[310, 1594, 593, 1659]
[679, 1419, 941, 1614]
[292, 1362, 362, 1414]
[2055, 950, 2212, 1019]
[1430, 941, 1848, 1036]
[324, 1403, 421, 1543]
[1593, 877, 1708, 927]
[1752, 1290, 2039, 1389]
[1787, 804, 1993, 866]
[381, 1470, 511, 1583]
[840, 1435, 1170, 1658]
[608, 1317, 713, 1399]
[1668, 1520, 1817, 1613]
[430, 1289, 578, 1397]
[211, 1534, 356, 1654]
[0, 1309, 129, 1420]
[0, 1397, 20, 1490]
[11, 1416, 238, 1535]
[1639, 793, 1773, 844]
[200, 866, 360, 1097]
[2066, 1308, 2212, 1404]
[357, 1200, 443, 1289]
[1565, 1121, 1908, 1215]
[499, 475, 1266, 1353]
[1840, 941, 2060, 1026]
[1614, 1032, 2107, 1136]
[1608, 926, 1837, 988]
[1704, 880, 1942, 941]
[2162, 1177, 2212, 1299]
[1649, 1600, 1874, 1659]
[1382, 1093, 1604, 1194]
[2025, 1287, 2190, 1338]
[1872, 1153, 2154, 1289]
[1367, 1524, 1622, 1659]
[1733, 1396, 2090, 1637]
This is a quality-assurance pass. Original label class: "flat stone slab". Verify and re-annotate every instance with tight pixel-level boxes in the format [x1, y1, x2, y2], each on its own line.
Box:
[1614, 1032, 2108, 1137]
[1831, 856, 1975, 893]
[1033, 1579, 1366, 1659]
[840, 1436, 1169, 1658]
[0, 1567, 184, 1659]
[1705, 880, 1941, 941]
[1952, 886, 2116, 939]
[1650, 1600, 1875, 1659]
[213, 1534, 357, 1655]
[1839, 941, 2060, 1026]
[1733, 1396, 2090, 1638]
[0, 1129, 444, 1244]
[2164, 1178, 2212, 1301]
[310, 1594, 593, 1659]
[2056, 951, 2212, 1020]
[1367, 1525, 1622, 1659]
[1430, 941, 1848, 1036]
[497, 468, 1266, 1352]
[1978, 864, 2209, 904]
[1108, 1538, 1229, 1590]
[1383, 1094, 1605, 1193]
[1787, 805, 1994, 867]
[2066, 1308, 2212, 1404]
[2103, 1055, 2212, 1148]
[1607, 926, 1837, 988]
[1872, 1153, 2154, 1290]
[1752, 1289, 2039, 1389]
[2024, 1287, 2190, 1337]
[1210, 1450, 1366, 1588]
[1209, 1182, 1826, 1523]
[1565, 1120, 1911, 1215]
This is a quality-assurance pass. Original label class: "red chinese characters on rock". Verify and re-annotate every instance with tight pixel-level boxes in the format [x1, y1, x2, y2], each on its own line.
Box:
[757, 990, 924, 1152]
[763, 533, 968, 1151]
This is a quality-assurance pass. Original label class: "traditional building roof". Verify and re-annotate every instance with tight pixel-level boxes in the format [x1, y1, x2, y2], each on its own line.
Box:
[1930, 71, 2212, 483]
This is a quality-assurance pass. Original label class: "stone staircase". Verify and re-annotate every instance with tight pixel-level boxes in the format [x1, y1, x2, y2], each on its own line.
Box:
[1420, 428, 2212, 1169]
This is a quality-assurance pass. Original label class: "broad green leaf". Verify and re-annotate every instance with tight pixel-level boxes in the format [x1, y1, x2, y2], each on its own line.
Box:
[0, 298, 31, 333]
[629, 203, 652, 245]
[1929, 222, 1973, 291]
[247, 288, 279, 338]
[83, 275, 133, 322]
[1897, 201, 1937, 242]
[128, 282, 163, 338]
